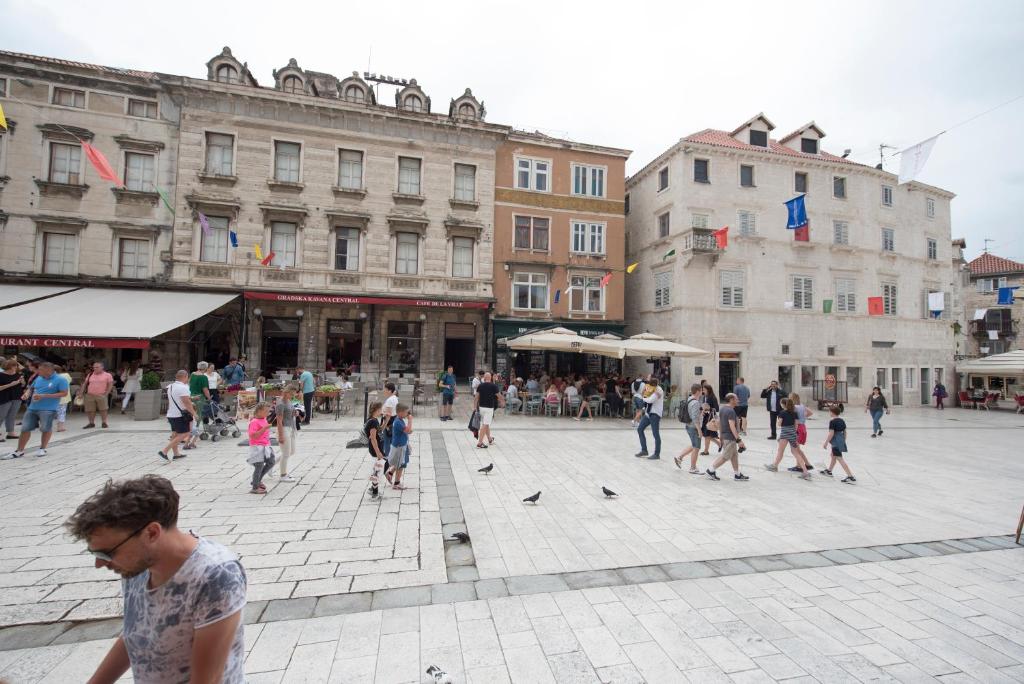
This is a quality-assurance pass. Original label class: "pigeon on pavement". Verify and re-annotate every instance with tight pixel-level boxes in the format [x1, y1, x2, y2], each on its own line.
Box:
[449, 532, 471, 543]
[478, 463, 494, 474]
[523, 491, 541, 504]
[602, 486, 618, 498]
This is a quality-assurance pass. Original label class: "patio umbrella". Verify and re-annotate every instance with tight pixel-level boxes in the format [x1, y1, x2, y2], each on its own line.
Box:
[506, 326, 625, 359]
[618, 332, 708, 358]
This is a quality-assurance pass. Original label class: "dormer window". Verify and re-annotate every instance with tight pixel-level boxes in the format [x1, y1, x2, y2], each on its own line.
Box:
[282, 75, 303, 94]
[801, 138, 819, 154]
[749, 130, 768, 147]
[344, 85, 365, 102]
[215, 65, 238, 84]
[458, 102, 475, 117]
[403, 94, 423, 112]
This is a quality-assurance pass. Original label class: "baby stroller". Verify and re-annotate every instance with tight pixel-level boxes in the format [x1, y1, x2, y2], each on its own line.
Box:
[197, 398, 242, 442]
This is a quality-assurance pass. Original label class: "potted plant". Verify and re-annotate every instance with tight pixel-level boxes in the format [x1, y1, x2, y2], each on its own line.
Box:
[133, 371, 164, 421]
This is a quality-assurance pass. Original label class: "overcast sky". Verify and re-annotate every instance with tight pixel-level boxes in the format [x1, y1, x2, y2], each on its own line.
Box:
[3, 0, 1022, 261]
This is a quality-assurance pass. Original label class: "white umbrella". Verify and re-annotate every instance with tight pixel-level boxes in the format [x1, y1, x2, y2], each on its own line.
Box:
[506, 326, 625, 359]
[618, 332, 708, 358]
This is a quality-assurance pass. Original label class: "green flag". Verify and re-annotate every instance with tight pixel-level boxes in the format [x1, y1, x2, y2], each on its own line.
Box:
[663, 248, 676, 261]
[156, 187, 175, 216]
[823, 299, 833, 314]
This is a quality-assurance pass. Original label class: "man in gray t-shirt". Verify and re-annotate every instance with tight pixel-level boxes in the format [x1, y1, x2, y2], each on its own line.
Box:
[706, 393, 748, 481]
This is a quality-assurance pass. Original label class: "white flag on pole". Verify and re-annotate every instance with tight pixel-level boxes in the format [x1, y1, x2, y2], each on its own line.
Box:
[898, 135, 939, 184]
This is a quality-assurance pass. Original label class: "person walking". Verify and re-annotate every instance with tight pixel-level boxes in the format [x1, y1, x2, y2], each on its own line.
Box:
[733, 377, 751, 435]
[189, 362, 212, 427]
[821, 405, 856, 483]
[275, 382, 301, 481]
[364, 401, 387, 498]
[80, 361, 114, 429]
[0, 359, 25, 441]
[386, 403, 414, 490]
[699, 385, 722, 455]
[675, 383, 705, 473]
[120, 361, 143, 414]
[439, 365, 456, 421]
[65, 475, 247, 683]
[159, 370, 193, 461]
[223, 357, 246, 388]
[634, 377, 664, 460]
[296, 365, 315, 425]
[2, 361, 68, 459]
[932, 381, 948, 410]
[705, 393, 749, 481]
[764, 398, 811, 478]
[245, 403, 275, 494]
[759, 380, 784, 440]
[55, 364, 73, 432]
[474, 372, 504, 448]
[865, 386, 889, 437]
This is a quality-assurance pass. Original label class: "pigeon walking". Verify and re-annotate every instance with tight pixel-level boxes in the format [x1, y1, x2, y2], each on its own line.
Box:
[426, 665, 452, 683]
[449, 532, 471, 543]
[478, 463, 494, 474]
[523, 491, 541, 504]
[602, 486, 618, 498]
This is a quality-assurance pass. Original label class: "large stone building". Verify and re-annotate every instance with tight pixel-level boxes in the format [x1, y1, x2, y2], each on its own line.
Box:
[625, 114, 958, 407]
[962, 252, 1023, 376]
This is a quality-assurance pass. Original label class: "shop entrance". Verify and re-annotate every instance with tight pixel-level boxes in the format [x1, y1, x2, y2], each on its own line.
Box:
[718, 353, 740, 399]
[261, 317, 299, 376]
[326, 320, 363, 374]
[444, 323, 476, 379]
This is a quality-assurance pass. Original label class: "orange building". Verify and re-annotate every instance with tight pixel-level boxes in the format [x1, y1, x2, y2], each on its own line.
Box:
[492, 132, 631, 379]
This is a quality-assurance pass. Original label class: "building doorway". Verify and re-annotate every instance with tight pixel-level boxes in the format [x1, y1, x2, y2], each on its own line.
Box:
[261, 317, 299, 375]
[920, 367, 930, 404]
[890, 367, 902, 405]
[718, 354, 740, 399]
[444, 323, 476, 380]
[326, 320, 363, 374]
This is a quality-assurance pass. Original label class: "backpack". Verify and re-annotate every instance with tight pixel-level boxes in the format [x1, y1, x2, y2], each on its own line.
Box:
[678, 397, 696, 424]
[632, 379, 643, 395]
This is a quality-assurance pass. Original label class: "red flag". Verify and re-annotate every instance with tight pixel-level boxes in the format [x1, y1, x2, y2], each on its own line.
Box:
[260, 251, 276, 266]
[794, 220, 810, 242]
[712, 226, 729, 249]
[600, 272, 613, 288]
[867, 296, 884, 316]
[82, 141, 122, 186]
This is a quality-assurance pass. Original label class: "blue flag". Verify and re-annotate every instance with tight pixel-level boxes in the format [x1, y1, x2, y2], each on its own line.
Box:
[229, 230, 238, 248]
[554, 289, 561, 304]
[997, 286, 1019, 306]
[784, 195, 808, 229]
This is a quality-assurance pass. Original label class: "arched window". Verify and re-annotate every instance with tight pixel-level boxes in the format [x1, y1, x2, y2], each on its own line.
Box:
[344, 85, 365, 102]
[282, 75, 303, 94]
[458, 102, 476, 118]
[215, 64, 238, 84]
[404, 94, 423, 112]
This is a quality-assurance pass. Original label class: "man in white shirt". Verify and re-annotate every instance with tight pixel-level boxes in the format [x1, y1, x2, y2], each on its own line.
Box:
[634, 377, 664, 460]
[471, 370, 483, 395]
[160, 370, 194, 462]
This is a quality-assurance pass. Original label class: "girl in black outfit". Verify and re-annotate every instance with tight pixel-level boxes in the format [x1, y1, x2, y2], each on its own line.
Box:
[699, 386, 722, 455]
[363, 401, 387, 498]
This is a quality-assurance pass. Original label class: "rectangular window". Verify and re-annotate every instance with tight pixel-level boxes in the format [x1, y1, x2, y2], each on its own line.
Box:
[976, 276, 1007, 293]
[43, 232, 77, 275]
[926, 197, 936, 218]
[800, 366, 815, 387]
[397, 156, 421, 194]
[395, 232, 419, 274]
[570, 275, 604, 313]
[882, 282, 897, 316]
[123, 152, 155, 192]
[658, 212, 670, 238]
[200, 216, 229, 263]
[274, 141, 301, 182]
[48, 142, 81, 184]
[691, 213, 710, 230]
[270, 222, 297, 267]
[846, 367, 861, 388]
[833, 176, 847, 199]
[334, 227, 360, 271]
[513, 272, 549, 310]
[778, 365, 794, 390]
[127, 98, 158, 119]
[118, 238, 150, 279]
[515, 157, 549, 192]
[52, 87, 85, 108]
[740, 164, 755, 187]
[454, 163, 476, 201]
[749, 130, 768, 147]
[452, 237, 474, 278]
[737, 210, 757, 236]
[654, 271, 671, 308]
[835, 278, 857, 313]
[694, 159, 709, 183]
[794, 172, 808, 194]
[801, 138, 818, 154]
[513, 216, 549, 251]
[572, 164, 606, 197]
[792, 275, 813, 310]
[387, 321, 421, 376]
[720, 270, 745, 308]
[927, 238, 937, 260]
[832, 220, 849, 245]
[0, 78, 6, 97]
[571, 221, 605, 255]
[881, 185, 893, 207]
[338, 149, 363, 190]
[205, 133, 234, 176]
[882, 227, 895, 252]
[658, 166, 669, 191]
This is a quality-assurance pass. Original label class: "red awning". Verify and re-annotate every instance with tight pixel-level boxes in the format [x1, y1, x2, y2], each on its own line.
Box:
[0, 336, 149, 349]
[244, 291, 491, 309]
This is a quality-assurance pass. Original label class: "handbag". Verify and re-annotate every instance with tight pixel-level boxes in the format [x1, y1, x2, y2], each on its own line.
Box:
[468, 410, 481, 437]
[73, 395, 84, 407]
[706, 411, 720, 432]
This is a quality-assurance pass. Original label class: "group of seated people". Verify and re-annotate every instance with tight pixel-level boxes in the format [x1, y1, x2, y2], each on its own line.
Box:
[501, 372, 642, 417]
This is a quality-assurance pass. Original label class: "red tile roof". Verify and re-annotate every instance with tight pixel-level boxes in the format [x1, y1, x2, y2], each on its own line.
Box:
[683, 128, 865, 167]
[968, 253, 1024, 276]
[0, 50, 155, 80]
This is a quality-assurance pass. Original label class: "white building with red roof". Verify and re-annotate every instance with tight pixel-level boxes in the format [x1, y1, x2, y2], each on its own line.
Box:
[962, 252, 1023, 369]
[625, 113, 959, 407]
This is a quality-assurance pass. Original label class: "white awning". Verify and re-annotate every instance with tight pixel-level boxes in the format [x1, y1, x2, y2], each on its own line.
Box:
[0, 288, 238, 339]
[0, 284, 78, 309]
[955, 350, 1024, 376]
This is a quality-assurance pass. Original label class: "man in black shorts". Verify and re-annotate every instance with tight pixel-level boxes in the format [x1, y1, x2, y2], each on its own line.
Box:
[473, 372, 504, 448]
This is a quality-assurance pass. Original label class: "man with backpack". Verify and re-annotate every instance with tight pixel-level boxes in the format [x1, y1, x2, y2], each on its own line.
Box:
[675, 383, 704, 473]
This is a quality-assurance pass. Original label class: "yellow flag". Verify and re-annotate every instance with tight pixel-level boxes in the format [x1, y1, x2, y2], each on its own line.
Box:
[626, 262, 639, 274]
[254, 244, 263, 260]
[0, 102, 7, 130]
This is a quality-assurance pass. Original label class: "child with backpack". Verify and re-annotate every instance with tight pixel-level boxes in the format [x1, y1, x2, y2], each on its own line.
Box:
[246, 403, 275, 494]
[822, 405, 856, 484]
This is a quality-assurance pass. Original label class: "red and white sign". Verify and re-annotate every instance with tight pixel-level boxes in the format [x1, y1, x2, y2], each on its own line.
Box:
[244, 291, 491, 310]
[0, 337, 149, 349]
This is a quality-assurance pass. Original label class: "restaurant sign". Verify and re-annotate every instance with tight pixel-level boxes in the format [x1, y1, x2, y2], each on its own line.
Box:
[244, 291, 490, 309]
[0, 337, 150, 349]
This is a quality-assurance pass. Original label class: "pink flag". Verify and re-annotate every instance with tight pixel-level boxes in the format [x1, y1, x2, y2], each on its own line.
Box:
[198, 211, 212, 236]
[81, 141, 122, 186]
[600, 272, 613, 288]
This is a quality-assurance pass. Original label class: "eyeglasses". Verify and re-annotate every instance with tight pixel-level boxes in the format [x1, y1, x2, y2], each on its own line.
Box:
[88, 523, 150, 562]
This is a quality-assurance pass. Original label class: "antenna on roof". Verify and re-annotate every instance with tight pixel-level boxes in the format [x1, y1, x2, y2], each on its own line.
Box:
[841, 149, 851, 158]
[984, 238, 993, 253]
[878, 143, 896, 168]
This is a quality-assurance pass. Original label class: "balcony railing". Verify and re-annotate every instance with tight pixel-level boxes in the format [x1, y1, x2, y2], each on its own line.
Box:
[681, 228, 721, 254]
[970, 319, 1017, 337]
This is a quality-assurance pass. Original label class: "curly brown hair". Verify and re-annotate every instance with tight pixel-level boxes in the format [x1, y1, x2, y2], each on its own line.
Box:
[65, 475, 180, 540]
